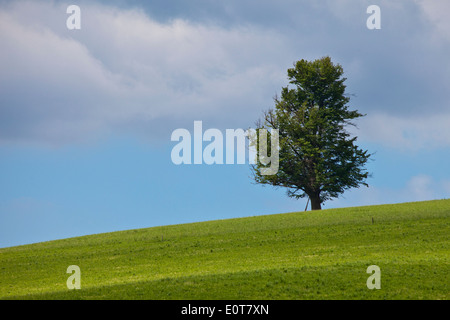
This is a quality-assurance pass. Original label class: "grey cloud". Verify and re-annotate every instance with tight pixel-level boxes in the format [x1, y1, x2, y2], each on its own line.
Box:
[0, 0, 449, 146]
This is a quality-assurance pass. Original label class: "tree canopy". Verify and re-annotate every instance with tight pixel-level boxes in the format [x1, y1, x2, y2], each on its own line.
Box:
[251, 56, 371, 210]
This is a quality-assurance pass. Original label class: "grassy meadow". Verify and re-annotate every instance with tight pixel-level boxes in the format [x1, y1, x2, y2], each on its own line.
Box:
[0, 199, 449, 299]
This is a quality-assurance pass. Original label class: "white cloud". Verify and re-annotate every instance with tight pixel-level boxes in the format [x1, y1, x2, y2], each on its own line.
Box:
[415, 0, 450, 43]
[353, 112, 450, 151]
[442, 180, 450, 196]
[328, 174, 449, 208]
[401, 175, 449, 202]
[405, 174, 434, 202]
[0, 1, 292, 145]
[1, 0, 449, 148]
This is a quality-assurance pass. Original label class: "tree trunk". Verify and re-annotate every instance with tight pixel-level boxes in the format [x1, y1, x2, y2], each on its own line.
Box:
[310, 193, 322, 210]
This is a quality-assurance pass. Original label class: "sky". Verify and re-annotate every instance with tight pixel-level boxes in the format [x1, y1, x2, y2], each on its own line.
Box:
[1, 0, 449, 248]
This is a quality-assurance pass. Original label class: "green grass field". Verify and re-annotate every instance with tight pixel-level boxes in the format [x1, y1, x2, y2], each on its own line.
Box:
[0, 199, 449, 300]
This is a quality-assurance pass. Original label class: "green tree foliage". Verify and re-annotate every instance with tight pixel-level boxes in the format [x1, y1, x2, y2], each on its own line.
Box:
[251, 57, 371, 210]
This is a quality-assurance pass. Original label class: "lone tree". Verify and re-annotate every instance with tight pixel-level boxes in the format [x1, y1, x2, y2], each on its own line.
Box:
[251, 57, 371, 210]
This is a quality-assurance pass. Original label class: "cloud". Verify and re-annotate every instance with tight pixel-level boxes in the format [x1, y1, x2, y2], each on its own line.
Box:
[329, 174, 449, 208]
[442, 180, 450, 196]
[415, 0, 450, 43]
[0, 0, 449, 148]
[405, 174, 435, 201]
[0, 8, 124, 144]
[353, 112, 450, 150]
[399, 174, 449, 202]
[0, 1, 292, 145]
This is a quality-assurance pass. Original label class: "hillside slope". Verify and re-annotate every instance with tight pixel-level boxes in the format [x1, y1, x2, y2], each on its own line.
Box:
[1, 199, 449, 299]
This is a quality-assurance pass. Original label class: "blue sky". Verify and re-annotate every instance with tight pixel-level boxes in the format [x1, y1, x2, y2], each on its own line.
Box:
[1, 0, 449, 248]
